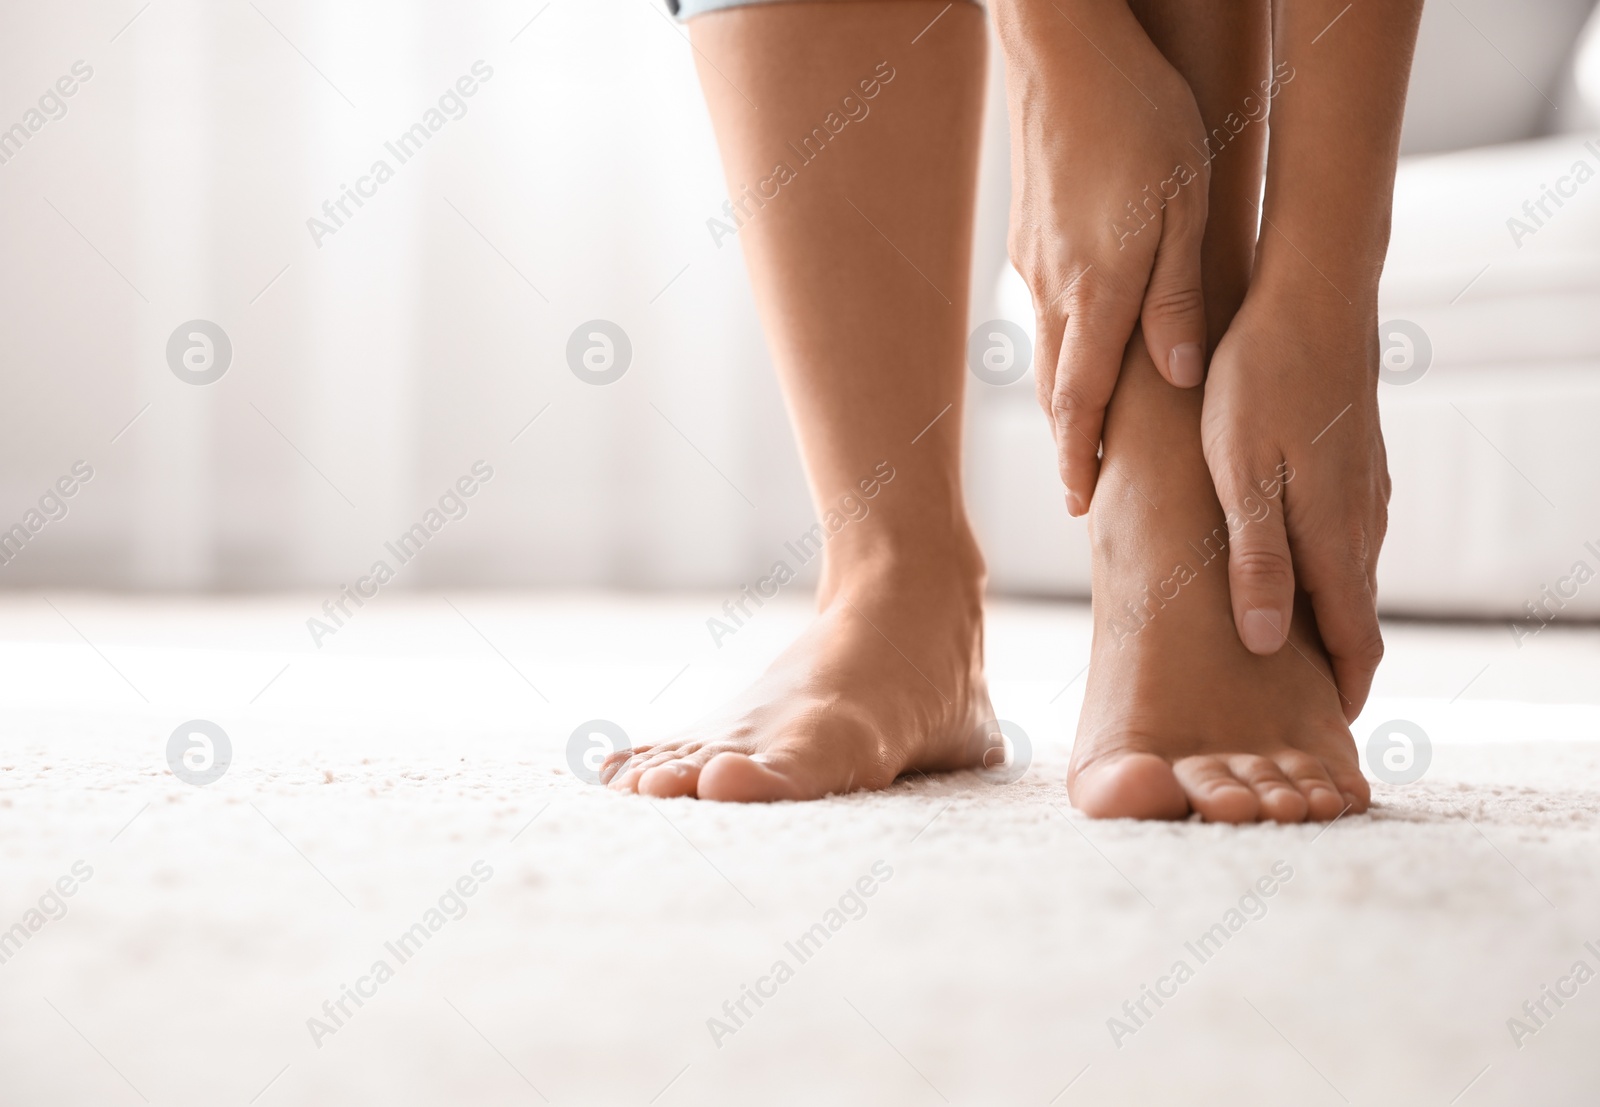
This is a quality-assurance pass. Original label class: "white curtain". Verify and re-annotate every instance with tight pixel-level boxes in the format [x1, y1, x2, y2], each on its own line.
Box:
[6, 0, 940, 591]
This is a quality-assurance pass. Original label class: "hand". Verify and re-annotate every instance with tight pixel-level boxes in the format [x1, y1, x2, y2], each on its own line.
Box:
[1201, 285, 1391, 721]
[999, 1, 1211, 515]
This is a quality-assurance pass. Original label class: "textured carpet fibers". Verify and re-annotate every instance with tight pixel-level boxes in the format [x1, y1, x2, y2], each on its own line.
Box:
[1, 594, 1597, 1106]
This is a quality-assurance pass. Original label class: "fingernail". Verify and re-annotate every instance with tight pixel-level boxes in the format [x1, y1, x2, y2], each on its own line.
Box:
[1169, 343, 1204, 387]
[1065, 491, 1086, 517]
[1241, 608, 1285, 653]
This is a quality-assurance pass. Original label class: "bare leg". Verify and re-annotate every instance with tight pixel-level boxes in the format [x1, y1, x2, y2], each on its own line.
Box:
[604, 1, 993, 800]
[1068, 0, 1372, 821]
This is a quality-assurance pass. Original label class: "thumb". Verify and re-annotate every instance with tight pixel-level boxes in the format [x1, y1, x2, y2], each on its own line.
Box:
[1216, 463, 1295, 655]
[1140, 201, 1207, 389]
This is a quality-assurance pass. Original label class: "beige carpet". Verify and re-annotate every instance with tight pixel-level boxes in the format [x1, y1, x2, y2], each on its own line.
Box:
[2, 594, 1598, 1106]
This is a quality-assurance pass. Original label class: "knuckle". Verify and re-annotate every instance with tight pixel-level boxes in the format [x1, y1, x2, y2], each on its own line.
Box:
[1344, 621, 1385, 666]
[1341, 517, 1375, 570]
[1049, 380, 1095, 425]
[1063, 269, 1120, 315]
[1143, 282, 1205, 324]
[1004, 245, 1057, 316]
[1229, 544, 1294, 591]
[1005, 216, 1042, 274]
[1004, 230, 1026, 272]
[1168, 190, 1209, 235]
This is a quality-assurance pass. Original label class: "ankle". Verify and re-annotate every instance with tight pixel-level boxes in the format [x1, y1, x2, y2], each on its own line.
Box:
[1087, 467, 1157, 565]
[816, 529, 987, 613]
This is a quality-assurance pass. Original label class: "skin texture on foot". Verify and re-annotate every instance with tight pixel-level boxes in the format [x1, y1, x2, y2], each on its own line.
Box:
[602, 566, 994, 801]
[1068, 342, 1372, 823]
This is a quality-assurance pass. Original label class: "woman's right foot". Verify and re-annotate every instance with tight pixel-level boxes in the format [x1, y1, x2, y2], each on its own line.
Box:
[1068, 346, 1372, 823]
[601, 551, 995, 802]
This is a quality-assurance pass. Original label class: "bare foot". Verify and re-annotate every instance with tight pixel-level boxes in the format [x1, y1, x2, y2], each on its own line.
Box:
[603, 558, 994, 801]
[1068, 346, 1372, 824]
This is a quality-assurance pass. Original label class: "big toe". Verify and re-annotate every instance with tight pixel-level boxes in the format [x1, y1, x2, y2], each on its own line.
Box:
[697, 752, 805, 803]
[1070, 752, 1189, 820]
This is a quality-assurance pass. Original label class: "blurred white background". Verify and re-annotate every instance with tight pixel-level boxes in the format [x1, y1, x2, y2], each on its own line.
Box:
[3, 0, 1599, 617]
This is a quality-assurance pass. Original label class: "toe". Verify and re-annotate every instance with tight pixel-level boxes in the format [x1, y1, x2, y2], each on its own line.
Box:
[1173, 756, 1261, 823]
[1327, 764, 1372, 814]
[1271, 750, 1345, 821]
[1227, 755, 1308, 824]
[608, 749, 673, 793]
[696, 751, 805, 802]
[639, 758, 702, 798]
[606, 760, 646, 793]
[1069, 752, 1188, 820]
[600, 744, 649, 786]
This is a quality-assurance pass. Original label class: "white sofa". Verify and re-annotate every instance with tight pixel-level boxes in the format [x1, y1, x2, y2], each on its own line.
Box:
[971, 0, 1600, 619]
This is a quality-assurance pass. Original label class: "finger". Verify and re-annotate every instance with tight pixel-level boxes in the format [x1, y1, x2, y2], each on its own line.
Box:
[1052, 273, 1142, 515]
[1028, 281, 1065, 487]
[1032, 296, 1065, 436]
[1211, 456, 1296, 656]
[1373, 453, 1392, 594]
[1299, 548, 1384, 723]
[1140, 200, 1207, 388]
